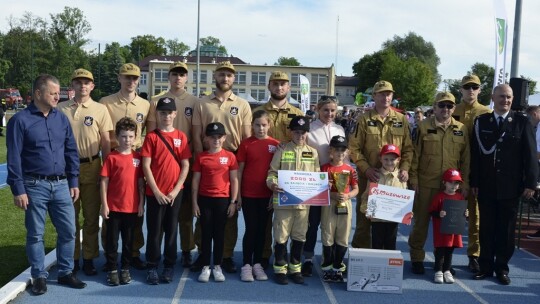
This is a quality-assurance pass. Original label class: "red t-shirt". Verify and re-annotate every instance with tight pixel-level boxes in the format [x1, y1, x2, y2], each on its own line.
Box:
[321, 163, 358, 193]
[236, 136, 279, 198]
[429, 191, 465, 248]
[141, 129, 192, 196]
[193, 149, 238, 197]
[100, 150, 143, 213]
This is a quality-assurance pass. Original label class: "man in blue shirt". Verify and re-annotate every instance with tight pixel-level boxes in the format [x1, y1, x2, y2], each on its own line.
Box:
[7, 74, 86, 295]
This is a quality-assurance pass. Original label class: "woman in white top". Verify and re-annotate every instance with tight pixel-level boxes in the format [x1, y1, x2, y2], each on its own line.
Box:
[301, 96, 347, 276]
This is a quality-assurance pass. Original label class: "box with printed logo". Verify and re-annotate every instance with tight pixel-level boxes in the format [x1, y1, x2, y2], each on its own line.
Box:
[347, 248, 403, 293]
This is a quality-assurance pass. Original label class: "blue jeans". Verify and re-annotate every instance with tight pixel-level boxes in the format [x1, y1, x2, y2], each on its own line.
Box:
[24, 177, 76, 278]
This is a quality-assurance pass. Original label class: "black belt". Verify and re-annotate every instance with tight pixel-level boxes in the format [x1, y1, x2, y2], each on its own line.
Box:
[80, 154, 100, 163]
[27, 174, 67, 181]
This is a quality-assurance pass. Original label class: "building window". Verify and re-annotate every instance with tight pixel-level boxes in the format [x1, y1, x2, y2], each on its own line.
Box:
[193, 70, 208, 84]
[154, 85, 169, 96]
[251, 89, 266, 101]
[140, 73, 147, 86]
[290, 90, 301, 102]
[251, 72, 266, 85]
[310, 92, 325, 102]
[154, 69, 168, 82]
[235, 71, 246, 85]
[232, 88, 246, 95]
[291, 73, 302, 87]
[311, 74, 327, 89]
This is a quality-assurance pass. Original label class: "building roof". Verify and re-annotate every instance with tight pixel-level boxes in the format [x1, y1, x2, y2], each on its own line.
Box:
[138, 55, 247, 72]
[335, 76, 359, 87]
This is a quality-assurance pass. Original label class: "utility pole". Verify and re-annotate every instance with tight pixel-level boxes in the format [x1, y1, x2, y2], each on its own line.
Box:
[510, 0, 522, 78]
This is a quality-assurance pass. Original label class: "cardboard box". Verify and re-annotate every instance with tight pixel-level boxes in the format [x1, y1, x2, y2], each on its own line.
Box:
[347, 248, 403, 293]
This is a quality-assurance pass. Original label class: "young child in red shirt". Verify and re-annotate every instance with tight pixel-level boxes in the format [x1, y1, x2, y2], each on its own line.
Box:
[320, 135, 359, 282]
[429, 168, 469, 284]
[237, 110, 279, 282]
[100, 117, 144, 286]
[192, 122, 239, 283]
[141, 97, 191, 285]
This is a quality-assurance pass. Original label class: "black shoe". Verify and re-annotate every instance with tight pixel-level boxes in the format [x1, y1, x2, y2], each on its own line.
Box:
[301, 261, 313, 277]
[468, 257, 480, 273]
[131, 257, 147, 270]
[275, 273, 288, 285]
[333, 271, 345, 283]
[190, 256, 203, 272]
[73, 260, 80, 273]
[181, 251, 192, 268]
[221, 258, 237, 273]
[31, 277, 47, 295]
[289, 272, 304, 284]
[57, 273, 87, 289]
[411, 262, 425, 274]
[526, 230, 540, 239]
[473, 271, 494, 280]
[260, 258, 270, 270]
[496, 273, 511, 285]
[82, 259, 97, 276]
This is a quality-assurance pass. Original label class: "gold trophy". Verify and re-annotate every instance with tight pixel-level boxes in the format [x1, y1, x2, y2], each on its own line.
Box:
[332, 172, 349, 215]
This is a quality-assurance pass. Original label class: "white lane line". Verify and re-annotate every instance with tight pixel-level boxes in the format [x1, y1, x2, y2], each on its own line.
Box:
[313, 256, 339, 304]
[397, 232, 488, 304]
[171, 267, 190, 304]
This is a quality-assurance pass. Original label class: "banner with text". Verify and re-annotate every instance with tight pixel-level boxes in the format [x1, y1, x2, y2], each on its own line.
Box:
[299, 75, 310, 113]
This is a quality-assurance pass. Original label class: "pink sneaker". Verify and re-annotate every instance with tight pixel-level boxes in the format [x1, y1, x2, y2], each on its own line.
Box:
[240, 264, 254, 282]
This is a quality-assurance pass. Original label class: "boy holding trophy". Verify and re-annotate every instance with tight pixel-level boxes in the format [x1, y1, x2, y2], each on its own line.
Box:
[320, 135, 359, 282]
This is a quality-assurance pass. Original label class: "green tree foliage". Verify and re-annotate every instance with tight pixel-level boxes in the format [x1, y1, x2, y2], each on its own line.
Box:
[100, 42, 126, 95]
[352, 50, 388, 93]
[274, 56, 301, 66]
[166, 39, 190, 56]
[130, 35, 167, 62]
[199, 36, 227, 55]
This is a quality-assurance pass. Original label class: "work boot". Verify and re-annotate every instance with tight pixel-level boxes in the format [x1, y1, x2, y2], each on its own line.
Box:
[82, 259, 97, 276]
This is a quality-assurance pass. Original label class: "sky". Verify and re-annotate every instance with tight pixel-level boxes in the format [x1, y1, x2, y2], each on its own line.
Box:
[2, 0, 539, 84]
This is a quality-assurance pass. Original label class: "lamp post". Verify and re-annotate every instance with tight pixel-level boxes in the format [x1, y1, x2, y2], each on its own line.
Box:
[196, 0, 201, 97]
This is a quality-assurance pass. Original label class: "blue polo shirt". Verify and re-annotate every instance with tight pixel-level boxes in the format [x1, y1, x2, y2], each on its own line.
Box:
[6, 102, 79, 196]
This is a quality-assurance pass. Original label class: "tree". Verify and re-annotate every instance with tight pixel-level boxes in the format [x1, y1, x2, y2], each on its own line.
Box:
[274, 56, 300, 66]
[100, 42, 126, 95]
[199, 36, 227, 55]
[129, 35, 166, 62]
[520, 75, 537, 95]
[352, 50, 388, 93]
[166, 39, 189, 56]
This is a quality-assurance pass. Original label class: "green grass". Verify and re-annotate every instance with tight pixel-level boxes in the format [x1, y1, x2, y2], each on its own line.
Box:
[0, 132, 6, 163]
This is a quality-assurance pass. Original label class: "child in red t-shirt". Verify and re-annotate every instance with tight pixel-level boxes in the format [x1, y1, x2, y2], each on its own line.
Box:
[237, 110, 279, 282]
[429, 168, 469, 284]
[192, 122, 239, 283]
[141, 97, 191, 285]
[320, 135, 359, 282]
[100, 117, 144, 286]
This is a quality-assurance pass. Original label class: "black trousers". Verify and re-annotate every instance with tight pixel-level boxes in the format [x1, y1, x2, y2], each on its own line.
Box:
[477, 196, 518, 275]
[304, 206, 321, 258]
[434, 247, 455, 272]
[145, 192, 183, 268]
[371, 222, 398, 250]
[105, 211, 138, 270]
[242, 197, 271, 266]
[199, 196, 229, 266]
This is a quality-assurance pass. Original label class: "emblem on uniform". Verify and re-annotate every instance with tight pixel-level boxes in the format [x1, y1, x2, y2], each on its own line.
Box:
[219, 157, 228, 164]
[507, 117, 512, 122]
[84, 116, 94, 126]
[428, 129, 437, 134]
[174, 139, 182, 147]
[367, 121, 376, 127]
[133, 158, 140, 167]
[230, 107, 238, 115]
[301, 151, 313, 158]
[268, 145, 277, 153]
[453, 130, 464, 136]
[136, 113, 144, 123]
[184, 107, 193, 117]
[392, 122, 403, 128]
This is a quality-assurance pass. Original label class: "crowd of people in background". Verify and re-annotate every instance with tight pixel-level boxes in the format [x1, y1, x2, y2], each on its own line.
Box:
[5, 60, 539, 297]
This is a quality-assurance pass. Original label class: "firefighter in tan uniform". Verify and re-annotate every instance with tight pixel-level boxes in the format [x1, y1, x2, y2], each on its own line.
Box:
[146, 61, 199, 268]
[58, 69, 113, 275]
[253, 70, 304, 268]
[266, 116, 319, 285]
[192, 61, 252, 273]
[408, 92, 470, 274]
[99, 63, 150, 269]
[452, 74, 491, 273]
[348, 80, 414, 248]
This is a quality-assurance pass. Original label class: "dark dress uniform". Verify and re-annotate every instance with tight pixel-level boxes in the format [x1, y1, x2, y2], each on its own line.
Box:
[470, 111, 538, 276]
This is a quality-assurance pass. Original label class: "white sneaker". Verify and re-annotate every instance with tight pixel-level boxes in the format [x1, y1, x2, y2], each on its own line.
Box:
[213, 265, 226, 282]
[443, 270, 455, 284]
[252, 263, 268, 281]
[240, 264, 254, 282]
[198, 266, 211, 283]
[434, 271, 443, 284]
